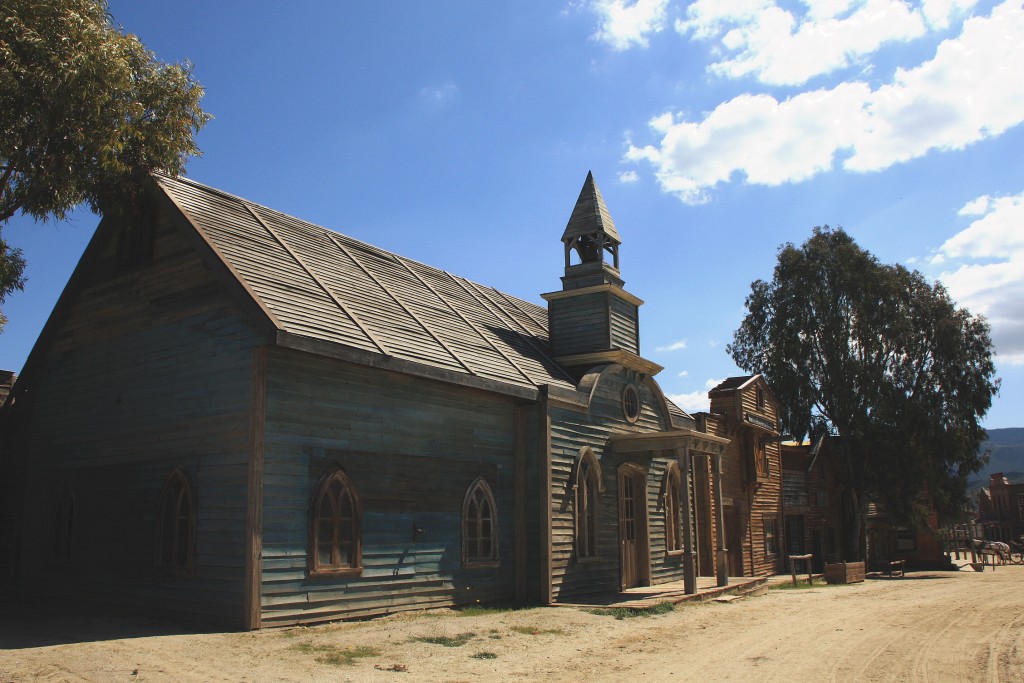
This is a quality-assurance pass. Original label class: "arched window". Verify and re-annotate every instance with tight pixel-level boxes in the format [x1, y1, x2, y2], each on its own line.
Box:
[574, 449, 603, 559]
[663, 464, 683, 553]
[462, 478, 498, 566]
[157, 468, 195, 575]
[53, 483, 75, 563]
[309, 467, 362, 576]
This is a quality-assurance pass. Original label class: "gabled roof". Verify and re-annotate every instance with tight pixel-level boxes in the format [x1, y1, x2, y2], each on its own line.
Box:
[708, 375, 757, 394]
[560, 171, 621, 244]
[157, 175, 576, 393]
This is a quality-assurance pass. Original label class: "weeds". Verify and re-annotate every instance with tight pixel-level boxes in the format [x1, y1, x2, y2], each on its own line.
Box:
[471, 651, 498, 660]
[291, 643, 380, 666]
[455, 602, 530, 617]
[587, 601, 676, 620]
[770, 581, 847, 591]
[414, 632, 477, 647]
[509, 626, 566, 636]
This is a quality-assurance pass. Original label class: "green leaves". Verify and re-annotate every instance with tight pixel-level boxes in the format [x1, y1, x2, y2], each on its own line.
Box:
[0, 0, 211, 330]
[729, 227, 999, 535]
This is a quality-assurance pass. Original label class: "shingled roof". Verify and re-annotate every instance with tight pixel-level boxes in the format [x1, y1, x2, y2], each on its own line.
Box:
[561, 171, 621, 244]
[157, 175, 576, 393]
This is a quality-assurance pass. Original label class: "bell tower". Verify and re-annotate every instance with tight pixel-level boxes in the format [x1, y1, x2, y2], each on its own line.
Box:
[542, 173, 661, 377]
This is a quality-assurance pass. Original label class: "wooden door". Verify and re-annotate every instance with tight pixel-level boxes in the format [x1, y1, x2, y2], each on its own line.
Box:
[619, 470, 639, 589]
[724, 506, 744, 577]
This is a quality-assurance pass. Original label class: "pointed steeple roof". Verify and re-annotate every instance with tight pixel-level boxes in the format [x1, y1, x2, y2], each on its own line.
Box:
[561, 171, 621, 244]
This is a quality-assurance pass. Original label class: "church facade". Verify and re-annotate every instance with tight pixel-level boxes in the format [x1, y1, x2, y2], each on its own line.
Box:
[1, 173, 785, 628]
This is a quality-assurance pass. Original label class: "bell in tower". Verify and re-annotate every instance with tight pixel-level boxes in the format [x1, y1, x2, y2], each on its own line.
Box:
[542, 172, 661, 378]
[561, 171, 623, 289]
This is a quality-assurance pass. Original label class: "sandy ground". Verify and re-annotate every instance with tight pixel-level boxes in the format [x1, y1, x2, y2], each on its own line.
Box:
[2, 566, 1023, 682]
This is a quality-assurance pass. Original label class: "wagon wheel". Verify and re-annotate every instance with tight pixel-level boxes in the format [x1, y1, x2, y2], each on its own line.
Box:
[1012, 551, 1024, 565]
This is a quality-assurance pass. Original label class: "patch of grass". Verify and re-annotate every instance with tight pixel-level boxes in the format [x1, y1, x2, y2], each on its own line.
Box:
[586, 601, 676, 620]
[770, 580, 847, 591]
[291, 643, 381, 666]
[455, 602, 531, 617]
[471, 651, 498, 660]
[414, 632, 477, 647]
[509, 626, 567, 636]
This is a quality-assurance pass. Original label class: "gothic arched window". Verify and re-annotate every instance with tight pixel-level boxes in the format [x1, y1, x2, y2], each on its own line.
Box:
[309, 467, 362, 576]
[157, 468, 195, 575]
[462, 477, 498, 566]
[574, 449, 602, 559]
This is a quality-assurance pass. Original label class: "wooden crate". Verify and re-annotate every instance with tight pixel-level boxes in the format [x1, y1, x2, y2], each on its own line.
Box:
[825, 561, 865, 584]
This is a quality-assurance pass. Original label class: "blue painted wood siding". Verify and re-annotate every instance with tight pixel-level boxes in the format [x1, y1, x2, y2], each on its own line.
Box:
[11, 207, 266, 626]
[259, 348, 522, 625]
[547, 366, 685, 600]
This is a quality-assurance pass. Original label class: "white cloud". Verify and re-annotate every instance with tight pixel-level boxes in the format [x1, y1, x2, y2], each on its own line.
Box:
[678, 370, 689, 377]
[618, 169, 640, 183]
[591, 0, 669, 50]
[627, 2, 1024, 204]
[957, 195, 990, 217]
[677, 0, 932, 87]
[846, 2, 1024, 172]
[656, 338, 688, 352]
[932, 190, 1024, 364]
[922, 0, 980, 30]
[667, 377, 723, 413]
[418, 82, 459, 108]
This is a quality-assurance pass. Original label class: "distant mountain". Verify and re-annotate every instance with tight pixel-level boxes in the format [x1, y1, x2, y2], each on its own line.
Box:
[969, 427, 1024, 489]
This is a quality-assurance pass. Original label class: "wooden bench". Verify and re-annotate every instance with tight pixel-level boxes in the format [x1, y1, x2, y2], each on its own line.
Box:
[888, 559, 905, 578]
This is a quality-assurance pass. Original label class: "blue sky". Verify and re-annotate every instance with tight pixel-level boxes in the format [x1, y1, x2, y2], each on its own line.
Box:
[3, 0, 1022, 427]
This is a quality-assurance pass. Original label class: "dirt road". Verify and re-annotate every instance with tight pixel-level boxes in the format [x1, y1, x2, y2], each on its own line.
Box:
[2, 566, 1022, 682]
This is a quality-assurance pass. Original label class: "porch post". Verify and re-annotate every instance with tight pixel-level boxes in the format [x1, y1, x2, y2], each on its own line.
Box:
[713, 452, 729, 586]
[678, 446, 697, 595]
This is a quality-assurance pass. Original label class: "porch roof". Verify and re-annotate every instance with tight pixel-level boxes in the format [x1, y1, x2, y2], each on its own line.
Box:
[607, 429, 730, 456]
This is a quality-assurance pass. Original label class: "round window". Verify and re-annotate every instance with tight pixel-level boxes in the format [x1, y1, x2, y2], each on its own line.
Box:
[622, 385, 641, 423]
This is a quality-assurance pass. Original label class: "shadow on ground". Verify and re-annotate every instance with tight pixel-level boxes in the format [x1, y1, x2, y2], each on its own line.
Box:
[0, 601, 214, 649]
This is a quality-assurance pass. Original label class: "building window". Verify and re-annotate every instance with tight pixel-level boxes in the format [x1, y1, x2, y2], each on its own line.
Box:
[157, 468, 195, 576]
[1018, 494, 1024, 522]
[782, 469, 808, 506]
[748, 432, 769, 479]
[53, 484, 75, 564]
[463, 478, 498, 566]
[622, 385, 641, 423]
[755, 386, 765, 411]
[816, 489, 829, 508]
[764, 517, 778, 557]
[310, 467, 362, 576]
[664, 465, 683, 553]
[896, 529, 917, 551]
[575, 449, 602, 559]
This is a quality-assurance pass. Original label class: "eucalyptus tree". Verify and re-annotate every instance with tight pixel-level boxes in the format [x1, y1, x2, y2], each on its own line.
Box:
[728, 227, 999, 559]
[0, 0, 210, 329]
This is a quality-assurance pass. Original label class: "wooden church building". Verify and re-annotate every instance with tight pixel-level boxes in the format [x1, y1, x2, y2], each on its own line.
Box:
[0, 173, 785, 629]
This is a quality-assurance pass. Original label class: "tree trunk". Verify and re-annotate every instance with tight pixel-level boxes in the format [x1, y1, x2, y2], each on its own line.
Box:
[842, 487, 867, 561]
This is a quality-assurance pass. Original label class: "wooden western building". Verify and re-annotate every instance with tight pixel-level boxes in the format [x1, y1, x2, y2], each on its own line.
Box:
[2, 172, 766, 629]
[779, 438, 844, 573]
[977, 473, 1024, 544]
[693, 376, 785, 577]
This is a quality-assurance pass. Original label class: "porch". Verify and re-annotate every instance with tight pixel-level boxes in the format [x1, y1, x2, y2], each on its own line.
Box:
[552, 575, 768, 610]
